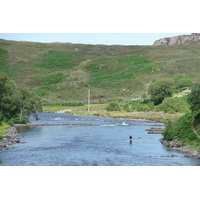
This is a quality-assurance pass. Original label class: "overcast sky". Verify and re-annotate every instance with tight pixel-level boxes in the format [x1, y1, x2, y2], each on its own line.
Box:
[0, 33, 191, 45]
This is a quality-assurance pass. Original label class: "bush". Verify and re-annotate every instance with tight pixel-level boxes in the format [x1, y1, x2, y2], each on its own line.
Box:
[187, 83, 200, 113]
[162, 112, 200, 145]
[105, 102, 121, 111]
[173, 74, 192, 89]
[156, 97, 190, 114]
[148, 78, 174, 105]
[119, 100, 155, 112]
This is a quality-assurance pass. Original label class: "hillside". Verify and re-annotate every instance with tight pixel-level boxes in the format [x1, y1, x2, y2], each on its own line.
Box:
[0, 34, 200, 103]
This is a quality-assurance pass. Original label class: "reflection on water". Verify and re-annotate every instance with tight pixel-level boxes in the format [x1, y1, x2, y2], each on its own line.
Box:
[1, 113, 200, 166]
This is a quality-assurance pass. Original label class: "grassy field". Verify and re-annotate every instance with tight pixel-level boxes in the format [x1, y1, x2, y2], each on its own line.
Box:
[0, 38, 200, 102]
[42, 104, 183, 123]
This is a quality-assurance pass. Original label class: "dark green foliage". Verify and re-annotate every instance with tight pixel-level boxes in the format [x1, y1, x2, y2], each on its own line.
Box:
[187, 83, 200, 113]
[42, 73, 64, 85]
[105, 102, 121, 111]
[0, 73, 42, 124]
[34, 51, 78, 69]
[173, 74, 192, 89]
[162, 113, 199, 144]
[156, 97, 190, 114]
[148, 79, 174, 105]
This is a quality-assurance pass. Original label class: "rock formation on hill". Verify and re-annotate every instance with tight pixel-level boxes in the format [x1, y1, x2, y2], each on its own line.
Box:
[153, 33, 200, 46]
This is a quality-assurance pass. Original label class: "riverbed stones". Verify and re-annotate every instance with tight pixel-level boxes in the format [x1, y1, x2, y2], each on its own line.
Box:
[160, 137, 200, 159]
[0, 127, 20, 150]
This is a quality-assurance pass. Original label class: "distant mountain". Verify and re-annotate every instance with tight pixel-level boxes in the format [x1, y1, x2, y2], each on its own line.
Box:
[153, 33, 200, 46]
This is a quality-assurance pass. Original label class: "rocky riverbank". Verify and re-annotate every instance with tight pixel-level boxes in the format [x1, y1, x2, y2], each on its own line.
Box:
[0, 127, 20, 150]
[160, 137, 200, 159]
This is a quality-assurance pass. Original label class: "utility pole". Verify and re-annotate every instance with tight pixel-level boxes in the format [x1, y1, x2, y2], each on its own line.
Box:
[88, 89, 90, 113]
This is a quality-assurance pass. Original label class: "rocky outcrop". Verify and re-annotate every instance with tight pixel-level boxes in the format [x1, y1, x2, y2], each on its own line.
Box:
[160, 137, 200, 159]
[153, 33, 200, 46]
[0, 127, 20, 150]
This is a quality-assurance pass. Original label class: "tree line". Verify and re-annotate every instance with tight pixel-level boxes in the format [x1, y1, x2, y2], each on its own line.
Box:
[0, 73, 42, 125]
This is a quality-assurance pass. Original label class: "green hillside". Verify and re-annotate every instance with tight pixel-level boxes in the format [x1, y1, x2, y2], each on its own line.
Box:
[0, 38, 200, 103]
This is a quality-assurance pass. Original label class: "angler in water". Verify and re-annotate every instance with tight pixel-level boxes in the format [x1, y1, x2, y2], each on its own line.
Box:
[129, 136, 132, 144]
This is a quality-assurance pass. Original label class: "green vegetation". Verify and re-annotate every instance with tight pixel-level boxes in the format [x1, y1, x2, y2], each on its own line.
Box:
[0, 73, 42, 125]
[173, 74, 192, 89]
[42, 73, 64, 85]
[187, 83, 200, 113]
[86, 56, 149, 88]
[43, 102, 84, 107]
[0, 48, 9, 73]
[163, 113, 200, 148]
[1, 39, 200, 101]
[162, 84, 200, 151]
[0, 122, 10, 136]
[156, 96, 190, 114]
[34, 51, 78, 69]
[148, 79, 174, 105]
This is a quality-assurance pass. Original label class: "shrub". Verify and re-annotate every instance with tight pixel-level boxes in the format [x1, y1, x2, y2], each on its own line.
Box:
[187, 83, 200, 113]
[162, 112, 200, 145]
[173, 74, 192, 89]
[105, 102, 121, 111]
[148, 79, 174, 105]
[156, 97, 190, 113]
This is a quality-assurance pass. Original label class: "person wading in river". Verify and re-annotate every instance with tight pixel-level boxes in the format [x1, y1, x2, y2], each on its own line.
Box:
[129, 136, 132, 144]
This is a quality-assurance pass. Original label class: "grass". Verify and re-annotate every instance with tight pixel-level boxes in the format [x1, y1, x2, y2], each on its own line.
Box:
[0, 122, 10, 136]
[42, 103, 183, 123]
[162, 112, 200, 150]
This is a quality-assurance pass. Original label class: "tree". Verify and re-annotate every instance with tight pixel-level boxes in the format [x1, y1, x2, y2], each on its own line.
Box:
[173, 74, 192, 89]
[0, 73, 42, 124]
[148, 79, 174, 105]
[187, 83, 200, 113]
[12, 86, 42, 123]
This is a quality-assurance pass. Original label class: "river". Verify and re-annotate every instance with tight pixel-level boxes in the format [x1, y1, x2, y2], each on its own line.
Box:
[1, 112, 200, 166]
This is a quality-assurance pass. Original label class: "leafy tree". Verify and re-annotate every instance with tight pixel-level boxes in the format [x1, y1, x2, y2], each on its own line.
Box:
[0, 73, 42, 124]
[148, 79, 174, 105]
[173, 74, 192, 89]
[12, 87, 42, 123]
[187, 83, 200, 113]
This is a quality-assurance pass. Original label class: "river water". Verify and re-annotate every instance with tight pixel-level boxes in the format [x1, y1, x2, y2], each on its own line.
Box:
[1, 113, 200, 166]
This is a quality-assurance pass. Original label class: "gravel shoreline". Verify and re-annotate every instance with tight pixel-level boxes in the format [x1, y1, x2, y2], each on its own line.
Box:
[160, 137, 200, 159]
[0, 127, 20, 150]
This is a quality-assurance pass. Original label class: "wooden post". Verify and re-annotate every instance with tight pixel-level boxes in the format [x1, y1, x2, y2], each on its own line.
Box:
[88, 89, 90, 112]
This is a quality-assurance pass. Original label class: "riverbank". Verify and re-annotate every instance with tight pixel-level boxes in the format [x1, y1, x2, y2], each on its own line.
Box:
[160, 137, 200, 159]
[43, 104, 183, 123]
[0, 126, 20, 150]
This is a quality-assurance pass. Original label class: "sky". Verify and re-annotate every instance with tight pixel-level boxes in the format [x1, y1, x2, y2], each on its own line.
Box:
[0, 33, 191, 46]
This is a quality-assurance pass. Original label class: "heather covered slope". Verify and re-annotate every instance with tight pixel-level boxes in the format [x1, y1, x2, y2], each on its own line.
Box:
[0, 35, 200, 102]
